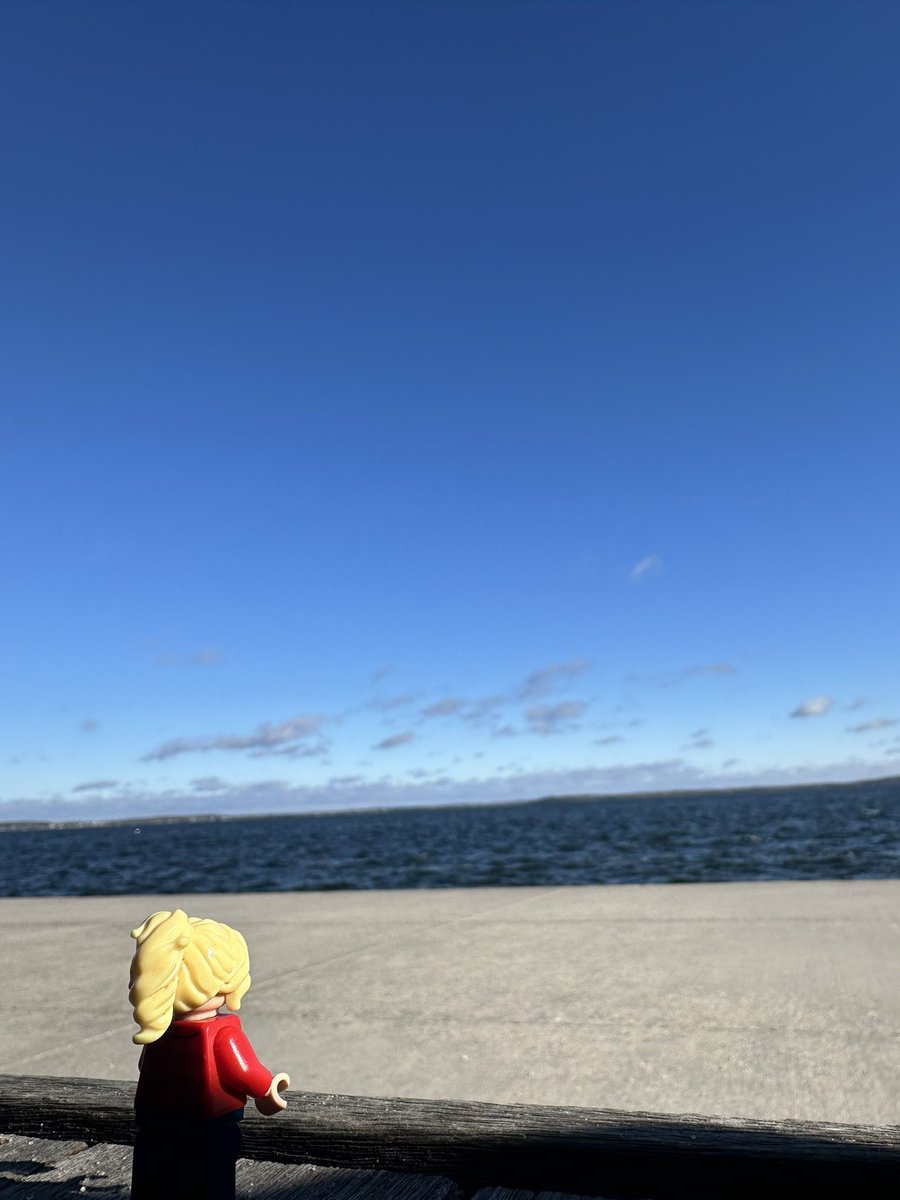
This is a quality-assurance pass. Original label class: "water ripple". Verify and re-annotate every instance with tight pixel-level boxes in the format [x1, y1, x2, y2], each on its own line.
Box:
[0, 779, 898, 896]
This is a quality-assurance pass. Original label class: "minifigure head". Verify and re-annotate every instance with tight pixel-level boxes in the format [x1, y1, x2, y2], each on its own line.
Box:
[129, 909, 251, 1045]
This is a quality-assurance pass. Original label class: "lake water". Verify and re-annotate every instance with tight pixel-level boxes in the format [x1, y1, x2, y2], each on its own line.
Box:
[1, 778, 898, 896]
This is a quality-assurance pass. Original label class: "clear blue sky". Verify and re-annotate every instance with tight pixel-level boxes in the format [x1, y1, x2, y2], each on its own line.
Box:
[2, 0, 899, 821]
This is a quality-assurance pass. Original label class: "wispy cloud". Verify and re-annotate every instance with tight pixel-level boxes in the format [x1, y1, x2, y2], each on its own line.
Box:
[790, 695, 834, 718]
[410, 660, 591, 732]
[629, 554, 663, 582]
[627, 662, 736, 687]
[518, 658, 590, 700]
[524, 700, 588, 735]
[71, 779, 119, 792]
[595, 734, 624, 746]
[422, 697, 467, 718]
[683, 727, 715, 750]
[847, 717, 898, 733]
[373, 731, 415, 750]
[847, 698, 866, 711]
[79, 718, 99, 733]
[142, 714, 328, 761]
[369, 692, 419, 712]
[190, 777, 230, 792]
[461, 694, 510, 725]
[248, 742, 328, 760]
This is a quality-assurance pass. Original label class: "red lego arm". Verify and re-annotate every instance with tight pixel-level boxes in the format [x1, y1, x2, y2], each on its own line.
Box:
[214, 1024, 274, 1100]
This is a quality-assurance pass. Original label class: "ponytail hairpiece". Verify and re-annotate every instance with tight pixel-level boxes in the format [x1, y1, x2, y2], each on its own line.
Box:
[129, 910, 251, 1044]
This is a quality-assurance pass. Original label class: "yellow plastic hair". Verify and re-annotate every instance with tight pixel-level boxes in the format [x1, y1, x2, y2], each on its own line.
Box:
[129, 910, 251, 1045]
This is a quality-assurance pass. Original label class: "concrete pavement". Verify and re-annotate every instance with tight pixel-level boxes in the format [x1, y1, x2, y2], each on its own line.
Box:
[2, 881, 897, 1125]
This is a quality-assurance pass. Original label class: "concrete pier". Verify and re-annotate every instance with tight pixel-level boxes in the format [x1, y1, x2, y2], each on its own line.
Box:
[2, 880, 897, 1125]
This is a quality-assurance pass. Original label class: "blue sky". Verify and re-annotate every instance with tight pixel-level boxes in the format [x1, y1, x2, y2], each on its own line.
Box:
[2, 0, 899, 821]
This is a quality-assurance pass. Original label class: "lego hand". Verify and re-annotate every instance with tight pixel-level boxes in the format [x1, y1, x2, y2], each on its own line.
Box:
[255, 1071, 290, 1115]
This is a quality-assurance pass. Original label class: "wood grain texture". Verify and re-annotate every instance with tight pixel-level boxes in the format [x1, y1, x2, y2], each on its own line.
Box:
[0, 1133, 130, 1198]
[0, 1134, 89, 1168]
[2, 1076, 899, 1198]
[238, 1159, 462, 1200]
[0, 1132, 462, 1200]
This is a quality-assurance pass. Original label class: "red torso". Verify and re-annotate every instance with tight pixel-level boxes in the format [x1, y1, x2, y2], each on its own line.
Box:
[135, 1013, 274, 1119]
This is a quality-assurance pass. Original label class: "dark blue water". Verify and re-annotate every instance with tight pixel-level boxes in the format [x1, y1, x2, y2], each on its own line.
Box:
[1, 779, 897, 896]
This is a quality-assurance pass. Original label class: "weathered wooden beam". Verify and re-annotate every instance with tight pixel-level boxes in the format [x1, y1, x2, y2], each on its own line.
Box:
[1, 1075, 899, 1199]
[0, 1132, 464, 1200]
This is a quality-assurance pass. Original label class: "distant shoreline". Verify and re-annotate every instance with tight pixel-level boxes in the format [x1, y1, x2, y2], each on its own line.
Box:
[1, 772, 897, 834]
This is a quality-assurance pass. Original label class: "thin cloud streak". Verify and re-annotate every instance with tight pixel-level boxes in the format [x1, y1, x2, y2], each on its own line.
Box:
[422, 697, 467, 718]
[629, 554, 663, 581]
[790, 695, 834, 718]
[524, 700, 588, 735]
[847, 717, 898, 733]
[682, 726, 715, 751]
[373, 731, 415, 750]
[518, 659, 590, 700]
[460, 694, 509, 725]
[190, 777, 230, 792]
[626, 662, 736, 687]
[399, 660, 593, 732]
[142, 714, 328, 761]
[369, 692, 419, 712]
[248, 741, 329, 760]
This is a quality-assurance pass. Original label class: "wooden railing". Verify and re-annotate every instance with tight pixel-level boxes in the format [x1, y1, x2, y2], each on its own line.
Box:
[1, 1075, 899, 1199]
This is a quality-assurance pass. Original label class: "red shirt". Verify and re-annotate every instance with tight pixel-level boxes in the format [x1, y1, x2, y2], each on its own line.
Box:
[135, 1013, 274, 1119]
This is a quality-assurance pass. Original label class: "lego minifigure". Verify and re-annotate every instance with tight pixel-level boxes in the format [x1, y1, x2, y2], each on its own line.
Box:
[129, 909, 289, 1200]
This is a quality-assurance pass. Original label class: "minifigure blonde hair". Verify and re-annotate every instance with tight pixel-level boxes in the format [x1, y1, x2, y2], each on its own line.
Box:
[129, 910, 251, 1045]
